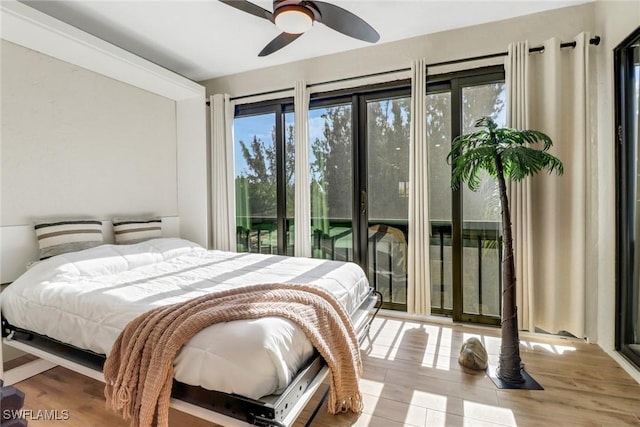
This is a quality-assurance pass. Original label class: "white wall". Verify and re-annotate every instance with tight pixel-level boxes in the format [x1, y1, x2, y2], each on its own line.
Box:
[1, 40, 178, 226]
[177, 97, 209, 247]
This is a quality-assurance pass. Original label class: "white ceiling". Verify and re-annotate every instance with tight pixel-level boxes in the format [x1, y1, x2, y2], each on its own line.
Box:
[21, 0, 591, 82]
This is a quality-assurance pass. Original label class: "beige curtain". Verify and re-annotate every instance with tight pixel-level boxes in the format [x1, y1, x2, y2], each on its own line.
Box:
[505, 41, 535, 332]
[407, 58, 431, 315]
[210, 94, 237, 251]
[294, 80, 311, 257]
[529, 33, 595, 339]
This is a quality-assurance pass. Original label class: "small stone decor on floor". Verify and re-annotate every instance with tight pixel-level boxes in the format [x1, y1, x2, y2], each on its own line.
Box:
[0, 379, 27, 427]
[458, 337, 489, 370]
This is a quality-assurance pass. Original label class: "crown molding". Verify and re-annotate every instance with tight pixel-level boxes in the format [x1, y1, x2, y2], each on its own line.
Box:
[0, 1, 204, 100]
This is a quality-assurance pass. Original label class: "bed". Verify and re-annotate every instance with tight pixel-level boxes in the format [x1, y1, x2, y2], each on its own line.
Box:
[1, 237, 380, 426]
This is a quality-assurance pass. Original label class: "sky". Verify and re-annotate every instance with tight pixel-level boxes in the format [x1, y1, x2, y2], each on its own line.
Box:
[232, 89, 507, 179]
[233, 108, 328, 177]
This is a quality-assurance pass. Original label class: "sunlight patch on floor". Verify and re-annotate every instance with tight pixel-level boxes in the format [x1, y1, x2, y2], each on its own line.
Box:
[356, 315, 636, 427]
[422, 324, 453, 370]
[463, 400, 517, 426]
[521, 341, 577, 355]
[425, 409, 450, 426]
[364, 320, 463, 371]
[409, 389, 448, 412]
[359, 378, 384, 395]
[364, 318, 579, 372]
[462, 333, 502, 355]
[427, 347, 452, 370]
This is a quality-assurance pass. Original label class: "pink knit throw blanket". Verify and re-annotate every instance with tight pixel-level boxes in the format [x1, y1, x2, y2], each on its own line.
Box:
[103, 283, 364, 427]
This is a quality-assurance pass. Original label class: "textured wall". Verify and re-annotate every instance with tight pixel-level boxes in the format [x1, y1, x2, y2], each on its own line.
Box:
[1, 40, 178, 226]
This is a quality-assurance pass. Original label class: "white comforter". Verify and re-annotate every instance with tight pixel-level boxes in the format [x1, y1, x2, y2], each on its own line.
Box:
[0, 238, 369, 399]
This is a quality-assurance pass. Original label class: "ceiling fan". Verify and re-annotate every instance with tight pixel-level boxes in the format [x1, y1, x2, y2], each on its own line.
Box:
[219, 0, 380, 56]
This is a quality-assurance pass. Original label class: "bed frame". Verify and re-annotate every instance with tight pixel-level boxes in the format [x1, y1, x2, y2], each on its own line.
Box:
[2, 287, 382, 427]
[0, 220, 382, 426]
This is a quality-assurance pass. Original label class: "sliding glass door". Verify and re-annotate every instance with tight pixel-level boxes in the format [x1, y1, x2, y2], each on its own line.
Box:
[427, 67, 505, 324]
[309, 102, 354, 262]
[309, 86, 411, 309]
[366, 95, 411, 309]
[460, 83, 505, 319]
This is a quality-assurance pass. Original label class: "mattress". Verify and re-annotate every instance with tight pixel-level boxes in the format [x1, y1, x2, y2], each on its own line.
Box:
[0, 238, 369, 400]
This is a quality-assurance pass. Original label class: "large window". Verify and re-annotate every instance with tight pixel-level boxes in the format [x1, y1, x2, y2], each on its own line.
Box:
[234, 101, 294, 255]
[232, 72, 504, 319]
[427, 67, 506, 324]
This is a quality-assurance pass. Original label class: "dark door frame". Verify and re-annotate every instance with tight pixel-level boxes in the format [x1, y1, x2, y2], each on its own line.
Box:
[614, 25, 640, 369]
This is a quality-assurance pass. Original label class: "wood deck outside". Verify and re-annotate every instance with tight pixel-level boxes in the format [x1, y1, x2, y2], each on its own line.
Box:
[4, 315, 640, 426]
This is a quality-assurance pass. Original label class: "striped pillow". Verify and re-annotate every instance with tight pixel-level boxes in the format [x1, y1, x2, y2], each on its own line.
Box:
[112, 218, 162, 244]
[34, 219, 104, 260]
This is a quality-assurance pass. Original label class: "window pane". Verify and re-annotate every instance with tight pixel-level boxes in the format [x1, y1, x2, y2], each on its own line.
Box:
[367, 97, 411, 306]
[234, 112, 278, 254]
[309, 104, 353, 261]
[426, 91, 453, 311]
[461, 82, 506, 317]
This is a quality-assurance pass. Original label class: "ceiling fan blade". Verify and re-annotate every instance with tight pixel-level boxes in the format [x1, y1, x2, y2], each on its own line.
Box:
[258, 32, 303, 56]
[313, 1, 379, 43]
[219, 0, 273, 22]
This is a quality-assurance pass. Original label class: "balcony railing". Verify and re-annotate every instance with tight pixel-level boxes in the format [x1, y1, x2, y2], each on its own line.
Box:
[236, 219, 279, 255]
[235, 216, 502, 316]
[430, 221, 502, 318]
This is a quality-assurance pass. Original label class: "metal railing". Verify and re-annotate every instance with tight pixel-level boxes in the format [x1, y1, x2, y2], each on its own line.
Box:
[235, 217, 502, 316]
[430, 221, 502, 317]
[236, 220, 279, 255]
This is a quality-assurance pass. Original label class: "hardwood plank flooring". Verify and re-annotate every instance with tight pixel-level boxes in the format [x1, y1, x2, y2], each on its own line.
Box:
[4, 315, 640, 426]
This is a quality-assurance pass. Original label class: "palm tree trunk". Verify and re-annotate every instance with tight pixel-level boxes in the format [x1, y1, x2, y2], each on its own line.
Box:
[495, 153, 525, 384]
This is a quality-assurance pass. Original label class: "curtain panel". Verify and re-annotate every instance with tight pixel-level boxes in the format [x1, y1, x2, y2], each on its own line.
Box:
[505, 41, 535, 332]
[210, 94, 237, 251]
[526, 33, 595, 339]
[407, 58, 432, 315]
[294, 80, 311, 257]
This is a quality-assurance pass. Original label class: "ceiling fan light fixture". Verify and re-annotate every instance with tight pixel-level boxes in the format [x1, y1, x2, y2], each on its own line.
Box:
[274, 5, 313, 34]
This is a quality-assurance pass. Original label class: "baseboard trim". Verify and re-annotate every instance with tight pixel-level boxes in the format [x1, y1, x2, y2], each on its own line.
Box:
[606, 349, 640, 384]
[378, 309, 453, 324]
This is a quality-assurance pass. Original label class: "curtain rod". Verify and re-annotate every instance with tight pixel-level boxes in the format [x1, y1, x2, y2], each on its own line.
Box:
[215, 35, 600, 104]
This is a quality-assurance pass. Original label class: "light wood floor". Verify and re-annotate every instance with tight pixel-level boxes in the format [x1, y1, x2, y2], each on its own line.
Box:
[4, 315, 640, 426]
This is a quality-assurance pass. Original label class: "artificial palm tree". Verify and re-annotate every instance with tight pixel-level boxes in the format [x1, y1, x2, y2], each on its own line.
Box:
[448, 117, 563, 384]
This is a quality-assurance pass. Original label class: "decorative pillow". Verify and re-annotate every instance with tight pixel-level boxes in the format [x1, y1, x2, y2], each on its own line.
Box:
[34, 219, 104, 260]
[112, 218, 162, 244]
